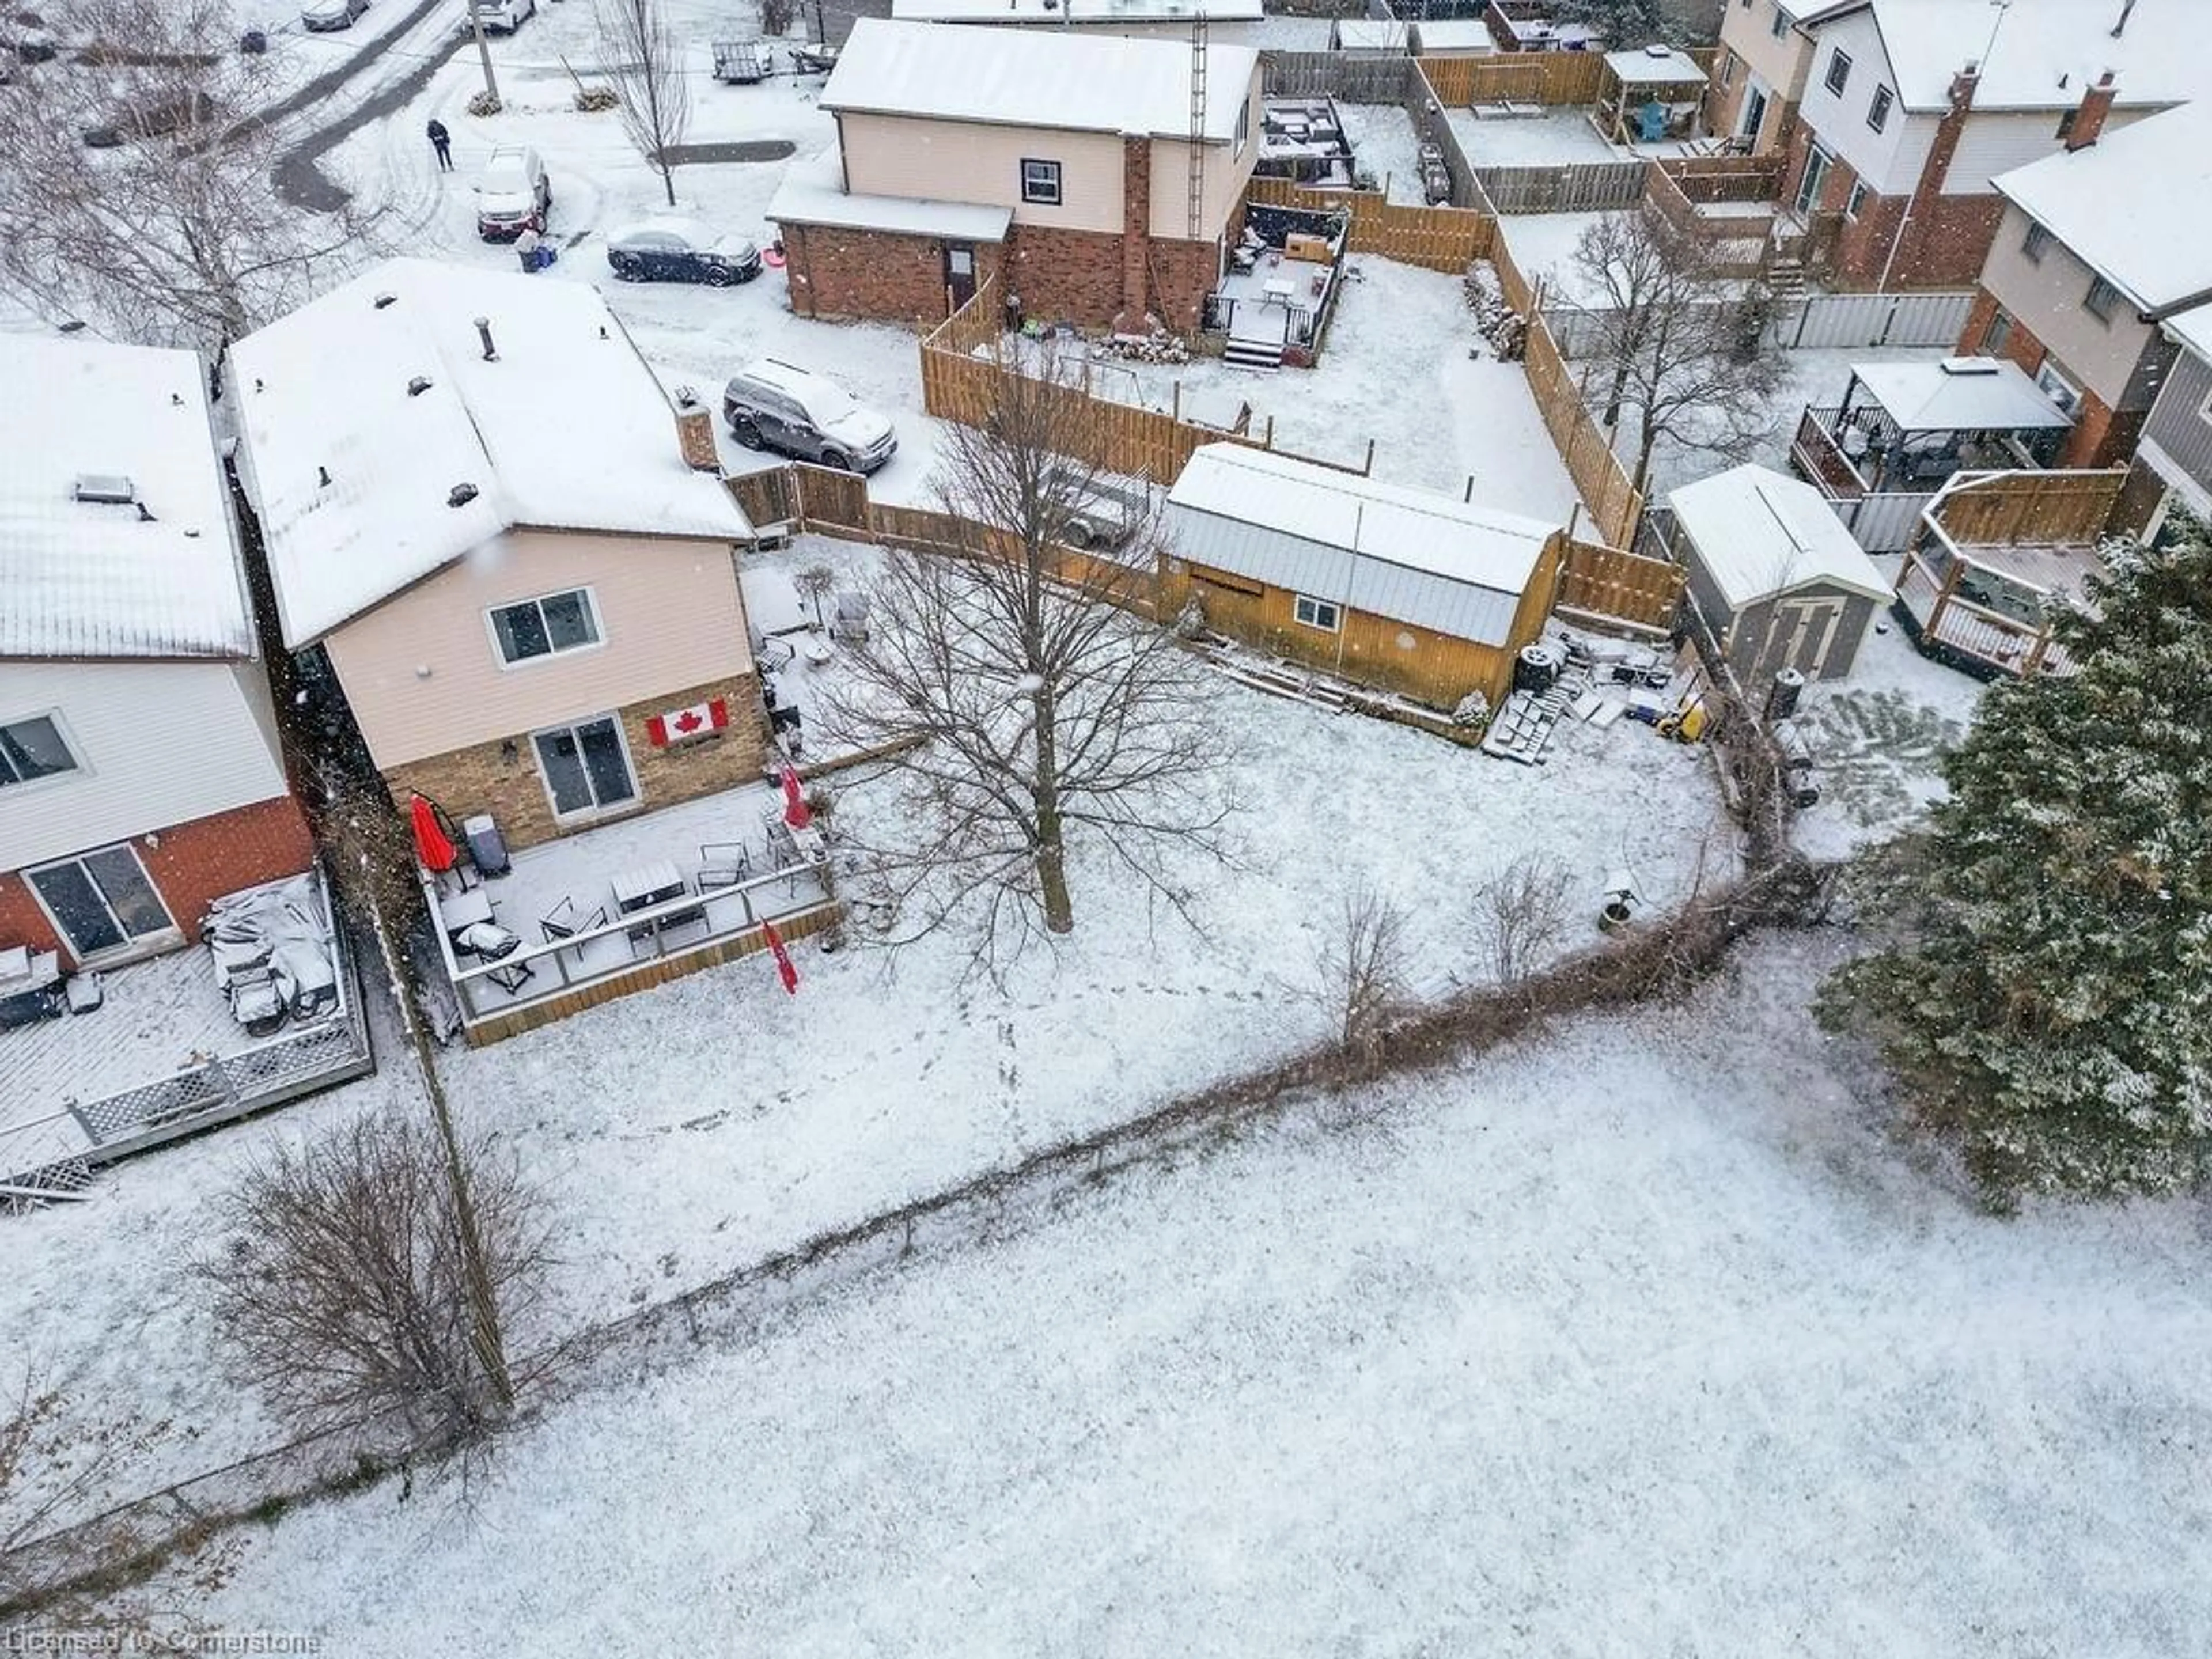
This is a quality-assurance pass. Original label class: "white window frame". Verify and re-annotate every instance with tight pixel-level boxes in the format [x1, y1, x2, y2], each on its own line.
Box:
[1020, 158, 1063, 207]
[2036, 357, 2083, 418]
[1233, 99, 1249, 159]
[1293, 594, 1342, 632]
[530, 712, 641, 824]
[486, 586, 603, 670]
[1980, 306, 2013, 357]
[2083, 274, 2123, 324]
[1770, 3, 1790, 39]
[1824, 48, 1851, 96]
[1866, 85, 1892, 131]
[1844, 180, 1869, 219]
[2022, 220, 2051, 263]
[0, 709, 82, 793]
[1719, 52, 1735, 89]
[24, 843, 178, 964]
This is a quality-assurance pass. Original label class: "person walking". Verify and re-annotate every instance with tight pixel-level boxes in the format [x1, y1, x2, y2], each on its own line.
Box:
[427, 119, 452, 172]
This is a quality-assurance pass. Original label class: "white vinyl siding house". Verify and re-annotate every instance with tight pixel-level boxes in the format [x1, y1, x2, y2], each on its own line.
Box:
[0, 661, 289, 874]
[1792, 10, 1931, 197]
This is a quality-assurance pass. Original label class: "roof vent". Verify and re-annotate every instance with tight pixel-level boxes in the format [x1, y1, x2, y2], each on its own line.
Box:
[373, 292, 399, 309]
[136, 502, 156, 523]
[318, 465, 332, 488]
[475, 316, 497, 361]
[408, 376, 433, 397]
[72, 474, 136, 505]
[1938, 357, 2001, 377]
[448, 483, 480, 509]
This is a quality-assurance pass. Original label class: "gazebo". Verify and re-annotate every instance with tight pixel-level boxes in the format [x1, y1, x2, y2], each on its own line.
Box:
[1596, 45, 1708, 145]
[1825, 358, 2075, 491]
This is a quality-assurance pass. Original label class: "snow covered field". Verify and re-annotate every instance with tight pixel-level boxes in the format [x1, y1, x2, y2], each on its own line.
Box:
[3, 653, 1723, 1529]
[175, 930, 2212, 1656]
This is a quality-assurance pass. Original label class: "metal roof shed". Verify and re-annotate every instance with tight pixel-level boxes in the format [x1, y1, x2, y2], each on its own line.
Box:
[1164, 445, 1563, 708]
[1662, 463, 1892, 683]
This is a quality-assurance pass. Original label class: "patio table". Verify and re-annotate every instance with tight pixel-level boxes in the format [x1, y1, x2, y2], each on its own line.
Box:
[612, 859, 699, 942]
[1262, 279, 1296, 308]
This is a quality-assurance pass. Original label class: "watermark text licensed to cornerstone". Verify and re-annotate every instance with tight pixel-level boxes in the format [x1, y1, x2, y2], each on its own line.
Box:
[3, 1633, 325, 1655]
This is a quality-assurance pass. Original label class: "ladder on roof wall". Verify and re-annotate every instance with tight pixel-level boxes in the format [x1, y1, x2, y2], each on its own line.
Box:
[1187, 16, 1208, 245]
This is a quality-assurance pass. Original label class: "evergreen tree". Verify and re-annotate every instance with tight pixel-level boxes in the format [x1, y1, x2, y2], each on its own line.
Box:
[1819, 516, 2212, 1206]
[1552, 0, 1699, 49]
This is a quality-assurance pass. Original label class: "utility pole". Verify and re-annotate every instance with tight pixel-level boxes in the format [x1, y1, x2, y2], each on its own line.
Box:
[470, 6, 502, 107]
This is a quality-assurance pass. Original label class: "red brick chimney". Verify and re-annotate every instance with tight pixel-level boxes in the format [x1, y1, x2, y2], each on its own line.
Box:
[2067, 71, 2118, 150]
[1115, 134, 1152, 334]
[672, 387, 719, 472]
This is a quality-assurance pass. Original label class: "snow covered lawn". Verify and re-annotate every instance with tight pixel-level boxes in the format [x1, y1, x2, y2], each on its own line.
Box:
[4, 644, 1722, 1529]
[176, 931, 2212, 1656]
[1336, 102, 1426, 205]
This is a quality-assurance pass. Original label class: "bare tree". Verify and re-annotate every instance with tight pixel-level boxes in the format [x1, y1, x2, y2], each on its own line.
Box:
[1566, 207, 1782, 498]
[794, 561, 838, 631]
[596, 0, 691, 208]
[195, 1112, 550, 1442]
[1471, 850, 1573, 986]
[820, 347, 1229, 967]
[0, 0, 372, 355]
[1316, 880, 1413, 1069]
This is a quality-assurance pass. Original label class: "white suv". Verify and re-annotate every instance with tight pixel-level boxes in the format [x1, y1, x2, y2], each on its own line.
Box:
[723, 359, 899, 475]
[476, 146, 550, 240]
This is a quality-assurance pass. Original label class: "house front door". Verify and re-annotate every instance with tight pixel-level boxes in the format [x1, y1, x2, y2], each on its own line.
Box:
[944, 244, 976, 312]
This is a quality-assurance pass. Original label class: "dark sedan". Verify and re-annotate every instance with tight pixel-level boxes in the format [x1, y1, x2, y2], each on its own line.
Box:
[604, 219, 762, 287]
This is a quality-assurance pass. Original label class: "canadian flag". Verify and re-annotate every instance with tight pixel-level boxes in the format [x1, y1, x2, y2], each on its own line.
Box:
[760, 916, 799, 994]
[646, 698, 728, 747]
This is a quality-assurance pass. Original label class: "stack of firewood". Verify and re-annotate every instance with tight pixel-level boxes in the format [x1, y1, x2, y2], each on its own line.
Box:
[1462, 264, 1526, 362]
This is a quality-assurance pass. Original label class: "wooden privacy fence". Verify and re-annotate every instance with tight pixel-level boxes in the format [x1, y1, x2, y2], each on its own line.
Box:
[1474, 160, 1646, 214]
[1524, 315, 1645, 548]
[1926, 468, 2129, 548]
[1556, 537, 1684, 633]
[1261, 50, 1415, 102]
[1658, 154, 1786, 204]
[867, 501, 1158, 615]
[1244, 176, 1493, 271]
[1422, 49, 1608, 108]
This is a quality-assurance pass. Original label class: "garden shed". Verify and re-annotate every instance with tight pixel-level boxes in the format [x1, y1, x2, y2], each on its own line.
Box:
[1660, 464, 1891, 682]
[1162, 445, 1563, 708]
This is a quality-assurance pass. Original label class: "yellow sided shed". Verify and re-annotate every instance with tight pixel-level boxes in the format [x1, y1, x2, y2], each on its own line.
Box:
[1161, 445, 1565, 710]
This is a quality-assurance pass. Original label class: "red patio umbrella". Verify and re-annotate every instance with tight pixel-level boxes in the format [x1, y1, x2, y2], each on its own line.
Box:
[410, 793, 457, 873]
[760, 916, 799, 995]
[780, 762, 812, 830]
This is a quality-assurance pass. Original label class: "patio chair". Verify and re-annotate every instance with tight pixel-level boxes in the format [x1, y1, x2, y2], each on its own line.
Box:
[698, 842, 753, 891]
[486, 958, 536, 995]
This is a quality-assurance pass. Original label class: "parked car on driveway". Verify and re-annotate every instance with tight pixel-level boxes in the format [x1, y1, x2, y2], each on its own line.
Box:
[81, 90, 218, 149]
[476, 145, 550, 240]
[722, 359, 898, 474]
[604, 219, 762, 287]
[461, 0, 535, 33]
[301, 0, 369, 32]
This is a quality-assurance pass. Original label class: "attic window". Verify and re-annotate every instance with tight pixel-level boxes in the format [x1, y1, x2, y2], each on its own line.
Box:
[71, 474, 136, 505]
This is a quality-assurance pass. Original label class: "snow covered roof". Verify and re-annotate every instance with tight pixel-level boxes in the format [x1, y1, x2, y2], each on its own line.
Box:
[891, 0, 1262, 21]
[1665, 464, 1892, 609]
[1167, 445, 1556, 646]
[1850, 357, 2075, 432]
[0, 335, 252, 661]
[1993, 99, 2212, 317]
[2162, 300, 2212, 366]
[769, 149, 1014, 241]
[1411, 21, 1495, 52]
[821, 18, 1259, 142]
[1801, 0, 2210, 112]
[230, 259, 751, 649]
[1604, 46, 1706, 86]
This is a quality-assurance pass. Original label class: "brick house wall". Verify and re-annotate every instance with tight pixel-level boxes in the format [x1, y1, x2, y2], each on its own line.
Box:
[1957, 290, 2143, 470]
[381, 672, 767, 854]
[0, 792, 315, 969]
[781, 222, 1007, 325]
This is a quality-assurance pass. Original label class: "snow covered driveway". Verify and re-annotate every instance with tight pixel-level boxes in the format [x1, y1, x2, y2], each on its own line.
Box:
[183, 933, 2212, 1654]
